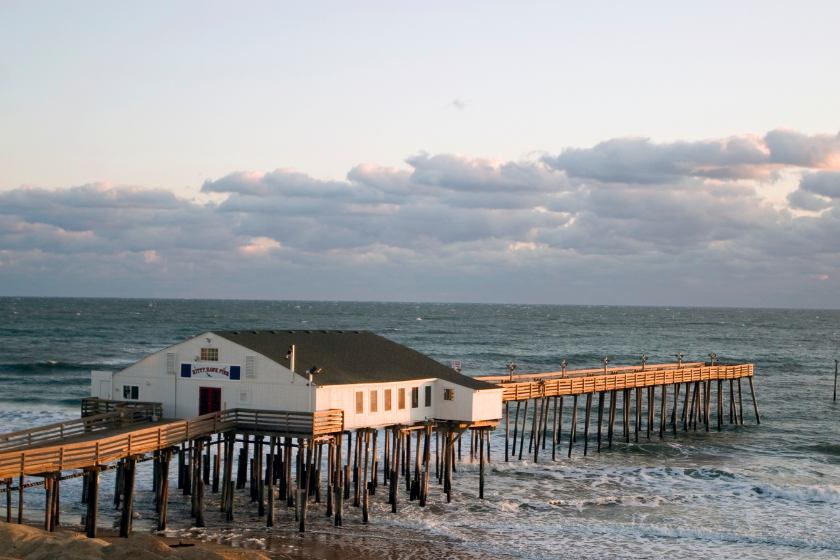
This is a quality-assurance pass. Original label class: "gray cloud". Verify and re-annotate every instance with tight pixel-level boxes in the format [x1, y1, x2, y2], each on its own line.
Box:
[2, 130, 840, 305]
[543, 129, 840, 184]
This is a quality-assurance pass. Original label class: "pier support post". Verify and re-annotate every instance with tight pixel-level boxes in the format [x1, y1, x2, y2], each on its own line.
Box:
[421, 426, 431, 506]
[568, 395, 578, 458]
[597, 392, 605, 452]
[552, 396, 560, 460]
[583, 393, 592, 456]
[300, 440, 313, 532]
[608, 391, 616, 447]
[624, 390, 630, 443]
[326, 439, 334, 517]
[512, 401, 521, 459]
[5, 478, 11, 523]
[505, 402, 510, 462]
[518, 400, 528, 460]
[157, 449, 171, 530]
[267, 437, 275, 527]
[84, 467, 100, 538]
[479, 428, 485, 499]
[362, 432, 370, 523]
[671, 383, 680, 430]
[334, 433, 344, 526]
[635, 388, 641, 442]
[372, 429, 378, 493]
[43, 476, 53, 532]
[119, 456, 137, 538]
[18, 474, 23, 525]
[660, 384, 668, 438]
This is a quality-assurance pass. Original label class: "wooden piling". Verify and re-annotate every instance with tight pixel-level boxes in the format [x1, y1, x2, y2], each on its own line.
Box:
[623, 389, 630, 443]
[660, 384, 667, 437]
[18, 472, 23, 525]
[738, 378, 744, 425]
[362, 432, 370, 523]
[568, 395, 578, 458]
[479, 428, 485, 499]
[157, 450, 170, 531]
[505, 402, 510, 462]
[597, 392, 605, 453]
[583, 393, 592, 456]
[608, 390, 616, 447]
[119, 457, 136, 538]
[634, 388, 641, 443]
[266, 438, 275, 527]
[5, 478, 11, 523]
[300, 440, 313, 532]
[518, 399, 528, 460]
[512, 400, 521, 458]
[84, 467, 100, 538]
[43, 476, 52, 531]
[556, 396, 564, 453]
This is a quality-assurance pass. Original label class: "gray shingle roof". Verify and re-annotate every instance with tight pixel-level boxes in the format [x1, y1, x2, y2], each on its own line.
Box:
[212, 330, 497, 391]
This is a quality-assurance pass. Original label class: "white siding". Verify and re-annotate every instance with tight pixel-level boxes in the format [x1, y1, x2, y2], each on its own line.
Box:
[96, 331, 505, 426]
[108, 332, 314, 419]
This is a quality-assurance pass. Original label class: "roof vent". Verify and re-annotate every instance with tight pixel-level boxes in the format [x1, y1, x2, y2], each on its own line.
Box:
[271, 330, 278, 334]
[233, 331, 240, 335]
[252, 331, 259, 334]
[321, 330, 329, 333]
[338, 330, 345, 333]
[354, 330, 360, 333]
[305, 330, 312, 333]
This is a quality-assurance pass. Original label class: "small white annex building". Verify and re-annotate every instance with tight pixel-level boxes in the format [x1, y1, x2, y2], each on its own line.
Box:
[91, 330, 503, 430]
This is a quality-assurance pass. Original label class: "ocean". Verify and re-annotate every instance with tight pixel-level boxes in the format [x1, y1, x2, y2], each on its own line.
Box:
[1, 298, 839, 559]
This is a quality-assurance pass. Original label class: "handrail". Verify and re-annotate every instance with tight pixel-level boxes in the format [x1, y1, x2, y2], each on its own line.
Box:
[476, 361, 706, 383]
[495, 364, 754, 401]
[0, 407, 344, 479]
[0, 404, 161, 453]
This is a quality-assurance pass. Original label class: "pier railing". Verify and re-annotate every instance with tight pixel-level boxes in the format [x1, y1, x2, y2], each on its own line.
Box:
[0, 403, 162, 453]
[477, 363, 754, 401]
[81, 398, 164, 418]
[0, 407, 344, 479]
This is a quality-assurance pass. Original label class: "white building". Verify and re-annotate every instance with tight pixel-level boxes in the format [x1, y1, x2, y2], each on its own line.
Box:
[91, 330, 503, 429]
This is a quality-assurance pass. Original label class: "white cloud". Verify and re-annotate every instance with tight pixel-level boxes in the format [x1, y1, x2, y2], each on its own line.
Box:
[2, 129, 840, 305]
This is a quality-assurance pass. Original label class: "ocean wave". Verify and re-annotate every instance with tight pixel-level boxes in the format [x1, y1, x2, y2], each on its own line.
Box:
[753, 483, 840, 504]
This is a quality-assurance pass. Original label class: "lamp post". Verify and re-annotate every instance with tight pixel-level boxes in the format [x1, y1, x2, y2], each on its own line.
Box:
[709, 353, 716, 366]
[676, 353, 683, 368]
[286, 345, 296, 383]
[561, 360, 566, 377]
[603, 357, 609, 375]
[641, 355, 647, 372]
[508, 363, 516, 382]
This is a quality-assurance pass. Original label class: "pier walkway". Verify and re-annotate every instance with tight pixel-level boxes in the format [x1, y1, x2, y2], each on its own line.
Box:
[475, 361, 760, 463]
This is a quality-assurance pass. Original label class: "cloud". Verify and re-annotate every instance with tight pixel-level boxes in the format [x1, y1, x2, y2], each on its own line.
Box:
[2, 129, 840, 306]
[543, 129, 840, 184]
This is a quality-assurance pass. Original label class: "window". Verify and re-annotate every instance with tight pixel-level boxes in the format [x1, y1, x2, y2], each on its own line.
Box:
[384, 389, 392, 411]
[444, 388, 455, 401]
[356, 391, 364, 414]
[398, 388, 406, 410]
[245, 356, 256, 378]
[370, 390, 378, 412]
[166, 353, 176, 374]
[425, 386, 432, 407]
[200, 348, 218, 361]
[123, 385, 139, 400]
[411, 387, 419, 408]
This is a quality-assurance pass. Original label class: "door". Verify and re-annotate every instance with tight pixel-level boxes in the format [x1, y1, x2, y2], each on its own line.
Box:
[199, 387, 222, 416]
[99, 380, 111, 400]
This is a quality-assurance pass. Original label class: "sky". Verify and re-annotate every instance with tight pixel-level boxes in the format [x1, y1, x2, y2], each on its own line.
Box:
[1, 1, 839, 307]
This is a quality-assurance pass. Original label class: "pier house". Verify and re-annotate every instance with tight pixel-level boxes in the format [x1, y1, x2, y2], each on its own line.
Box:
[91, 330, 503, 426]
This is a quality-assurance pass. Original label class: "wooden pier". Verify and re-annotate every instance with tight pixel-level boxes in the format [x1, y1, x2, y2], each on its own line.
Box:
[0, 360, 760, 538]
[474, 361, 760, 462]
[0, 400, 489, 537]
